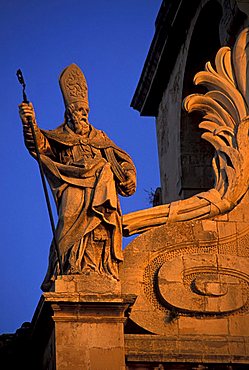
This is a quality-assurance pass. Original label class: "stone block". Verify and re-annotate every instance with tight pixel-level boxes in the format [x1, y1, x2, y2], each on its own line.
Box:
[228, 338, 247, 357]
[55, 274, 121, 295]
[178, 317, 229, 336]
[217, 221, 237, 239]
[228, 315, 249, 336]
[204, 338, 230, 356]
[245, 337, 249, 356]
[214, 213, 228, 221]
[228, 197, 249, 222]
[177, 337, 206, 355]
[54, 275, 76, 292]
[202, 220, 218, 232]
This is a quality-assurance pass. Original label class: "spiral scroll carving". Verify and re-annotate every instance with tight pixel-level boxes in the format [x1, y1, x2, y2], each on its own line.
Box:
[121, 220, 249, 335]
[157, 254, 248, 314]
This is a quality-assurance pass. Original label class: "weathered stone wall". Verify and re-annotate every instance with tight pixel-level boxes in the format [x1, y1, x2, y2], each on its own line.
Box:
[156, 0, 248, 203]
[156, 42, 186, 202]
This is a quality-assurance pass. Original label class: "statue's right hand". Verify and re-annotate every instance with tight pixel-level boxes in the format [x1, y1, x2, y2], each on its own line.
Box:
[18, 102, 37, 127]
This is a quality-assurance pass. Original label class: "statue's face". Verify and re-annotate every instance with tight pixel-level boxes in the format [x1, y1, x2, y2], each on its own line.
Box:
[67, 102, 90, 134]
[71, 102, 89, 123]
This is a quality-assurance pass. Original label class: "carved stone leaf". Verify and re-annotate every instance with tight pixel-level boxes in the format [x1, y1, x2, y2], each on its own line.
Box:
[205, 91, 240, 124]
[199, 121, 234, 147]
[184, 94, 235, 128]
[193, 71, 247, 120]
[232, 28, 249, 111]
[215, 46, 235, 86]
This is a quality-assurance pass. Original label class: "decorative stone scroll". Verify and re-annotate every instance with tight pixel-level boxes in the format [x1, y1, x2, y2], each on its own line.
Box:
[158, 253, 248, 314]
[121, 218, 249, 335]
[121, 29, 249, 338]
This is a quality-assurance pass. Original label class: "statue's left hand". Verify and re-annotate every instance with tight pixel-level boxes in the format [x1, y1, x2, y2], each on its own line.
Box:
[120, 173, 136, 196]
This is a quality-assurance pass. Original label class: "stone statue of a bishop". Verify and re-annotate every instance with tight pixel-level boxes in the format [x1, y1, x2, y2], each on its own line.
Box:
[19, 64, 136, 291]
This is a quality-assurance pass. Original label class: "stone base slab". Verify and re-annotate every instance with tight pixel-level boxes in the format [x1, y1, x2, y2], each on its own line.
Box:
[125, 334, 249, 364]
[53, 273, 121, 295]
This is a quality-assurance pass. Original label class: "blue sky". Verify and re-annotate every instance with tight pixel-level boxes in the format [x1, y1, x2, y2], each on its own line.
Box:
[0, 0, 162, 334]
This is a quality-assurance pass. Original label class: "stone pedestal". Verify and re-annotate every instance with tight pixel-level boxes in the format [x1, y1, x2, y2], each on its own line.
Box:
[31, 275, 134, 370]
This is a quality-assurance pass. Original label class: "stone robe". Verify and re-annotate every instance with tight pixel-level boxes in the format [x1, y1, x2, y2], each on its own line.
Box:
[26, 122, 136, 290]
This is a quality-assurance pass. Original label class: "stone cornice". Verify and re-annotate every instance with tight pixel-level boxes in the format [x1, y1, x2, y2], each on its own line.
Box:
[131, 0, 195, 116]
[131, 0, 246, 117]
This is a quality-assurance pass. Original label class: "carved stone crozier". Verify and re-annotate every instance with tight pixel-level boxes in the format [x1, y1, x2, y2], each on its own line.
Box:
[21, 64, 136, 291]
[121, 28, 249, 338]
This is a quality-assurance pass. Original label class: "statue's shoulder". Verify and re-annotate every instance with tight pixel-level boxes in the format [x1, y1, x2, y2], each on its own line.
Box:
[41, 123, 65, 137]
[41, 123, 77, 146]
[90, 127, 116, 149]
